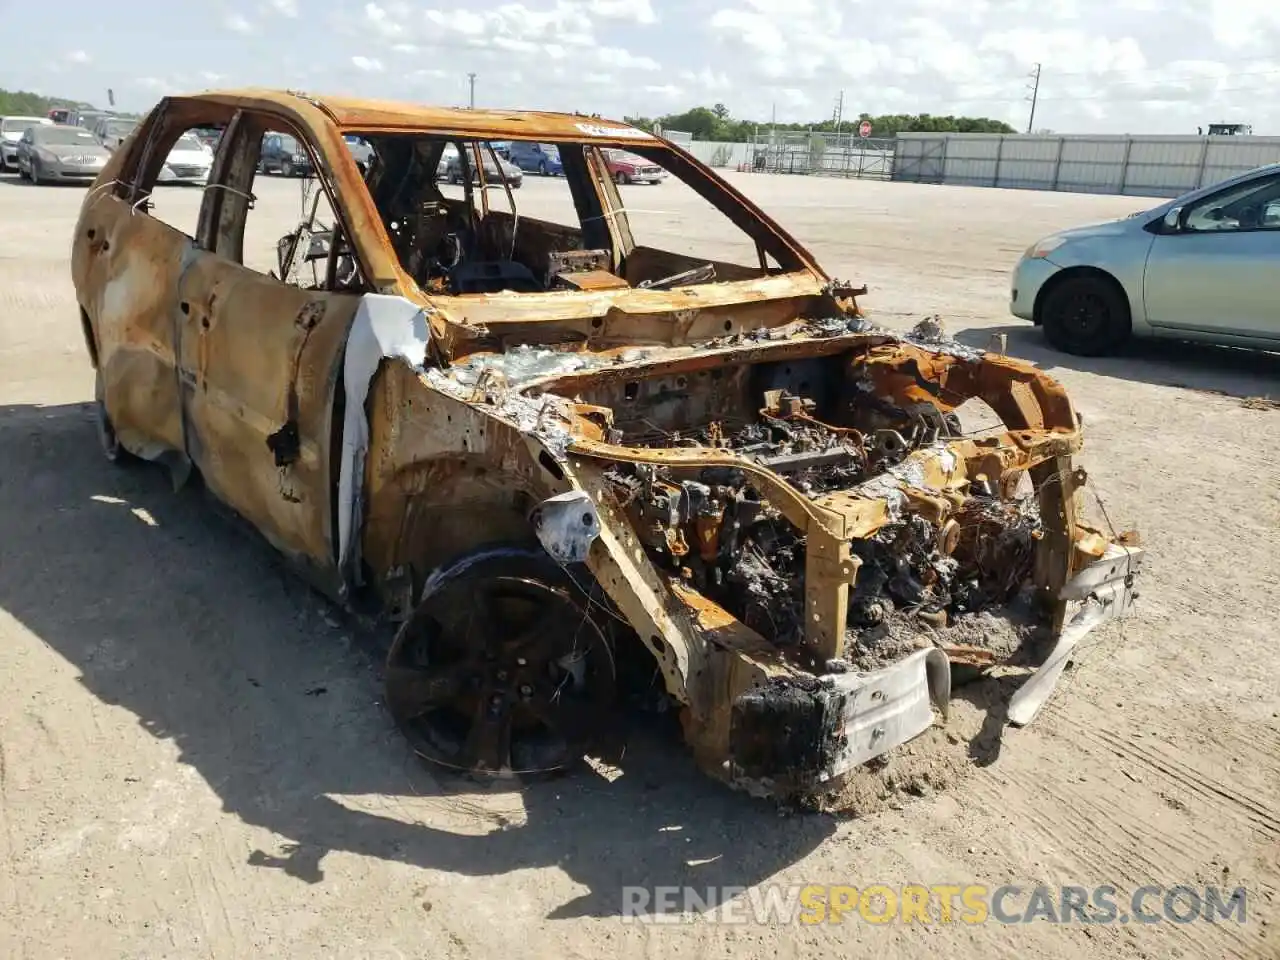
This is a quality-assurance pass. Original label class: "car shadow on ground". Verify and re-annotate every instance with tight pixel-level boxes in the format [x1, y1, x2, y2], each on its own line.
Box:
[955, 323, 1280, 400]
[0, 402, 836, 919]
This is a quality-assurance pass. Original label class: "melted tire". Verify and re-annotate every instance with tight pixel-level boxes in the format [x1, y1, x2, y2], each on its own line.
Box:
[384, 548, 619, 781]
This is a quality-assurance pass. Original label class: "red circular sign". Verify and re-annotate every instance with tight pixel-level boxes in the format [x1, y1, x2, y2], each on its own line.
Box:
[858, 120, 872, 138]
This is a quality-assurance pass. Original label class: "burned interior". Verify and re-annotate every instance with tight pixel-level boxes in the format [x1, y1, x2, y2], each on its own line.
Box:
[351, 133, 793, 297]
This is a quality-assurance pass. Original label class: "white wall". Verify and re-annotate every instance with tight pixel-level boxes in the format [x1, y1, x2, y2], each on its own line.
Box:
[893, 133, 1280, 197]
[674, 139, 756, 168]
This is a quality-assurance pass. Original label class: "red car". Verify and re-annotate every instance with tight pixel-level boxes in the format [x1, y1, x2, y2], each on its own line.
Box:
[602, 147, 667, 185]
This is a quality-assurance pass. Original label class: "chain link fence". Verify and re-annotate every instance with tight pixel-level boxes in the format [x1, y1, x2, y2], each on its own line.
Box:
[748, 130, 895, 179]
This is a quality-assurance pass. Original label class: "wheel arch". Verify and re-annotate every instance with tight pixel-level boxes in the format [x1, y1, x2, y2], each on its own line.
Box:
[1033, 265, 1132, 329]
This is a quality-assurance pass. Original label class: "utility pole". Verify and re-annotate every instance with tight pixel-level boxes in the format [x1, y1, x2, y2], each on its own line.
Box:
[833, 89, 844, 135]
[467, 73, 476, 109]
[1026, 63, 1041, 133]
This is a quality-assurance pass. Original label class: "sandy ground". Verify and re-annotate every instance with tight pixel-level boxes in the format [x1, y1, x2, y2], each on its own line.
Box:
[1, 168, 1278, 960]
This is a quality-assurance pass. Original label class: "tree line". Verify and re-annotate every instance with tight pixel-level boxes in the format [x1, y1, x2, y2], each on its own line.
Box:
[0, 88, 94, 117]
[624, 104, 1015, 141]
[2, 87, 1013, 142]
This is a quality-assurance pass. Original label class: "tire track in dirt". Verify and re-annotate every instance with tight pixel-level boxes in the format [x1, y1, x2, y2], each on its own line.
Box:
[1088, 728, 1280, 842]
[964, 757, 1265, 960]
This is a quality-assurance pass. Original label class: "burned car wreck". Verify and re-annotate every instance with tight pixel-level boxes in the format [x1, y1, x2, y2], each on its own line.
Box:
[70, 90, 1144, 803]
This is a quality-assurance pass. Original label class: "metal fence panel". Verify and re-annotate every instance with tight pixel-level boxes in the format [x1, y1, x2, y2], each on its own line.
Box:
[892, 132, 1280, 197]
[939, 135, 999, 186]
[680, 140, 754, 168]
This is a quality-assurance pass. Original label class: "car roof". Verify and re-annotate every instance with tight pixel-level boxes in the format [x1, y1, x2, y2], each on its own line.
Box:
[1172, 161, 1280, 206]
[186, 88, 658, 145]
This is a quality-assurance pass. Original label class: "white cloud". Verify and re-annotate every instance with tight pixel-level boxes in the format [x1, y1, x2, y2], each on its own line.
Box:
[1206, 0, 1280, 49]
[581, 0, 657, 23]
[680, 67, 731, 92]
[173, 0, 1278, 134]
[65, 50, 91, 64]
[135, 77, 177, 94]
[200, 71, 225, 84]
[595, 46, 659, 71]
[364, 1, 406, 39]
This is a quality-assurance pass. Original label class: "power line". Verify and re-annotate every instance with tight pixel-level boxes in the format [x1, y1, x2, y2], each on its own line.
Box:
[949, 78, 1280, 105]
[1020, 56, 1280, 80]
[911, 64, 1280, 108]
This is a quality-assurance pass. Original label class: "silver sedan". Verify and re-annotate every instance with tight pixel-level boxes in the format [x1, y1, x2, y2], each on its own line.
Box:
[0, 115, 52, 171]
[1010, 162, 1280, 355]
[16, 124, 110, 185]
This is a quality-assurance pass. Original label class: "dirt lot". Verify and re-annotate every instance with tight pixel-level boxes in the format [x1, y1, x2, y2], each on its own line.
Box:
[1, 170, 1277, 960]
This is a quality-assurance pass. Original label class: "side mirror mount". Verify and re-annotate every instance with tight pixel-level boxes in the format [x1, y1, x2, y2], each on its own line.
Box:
[1163, 206, 1183, 232]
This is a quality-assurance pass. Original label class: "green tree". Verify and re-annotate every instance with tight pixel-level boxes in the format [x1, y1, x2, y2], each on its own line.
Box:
[650, 103, 1016, 142]
[0, 88, 93, 117]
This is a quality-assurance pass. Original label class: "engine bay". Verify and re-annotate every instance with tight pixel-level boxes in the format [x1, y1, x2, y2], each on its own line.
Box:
[563, 351, 1049, 670]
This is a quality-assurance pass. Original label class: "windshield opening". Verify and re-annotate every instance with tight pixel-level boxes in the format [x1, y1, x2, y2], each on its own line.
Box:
[347, 131, 802, 298]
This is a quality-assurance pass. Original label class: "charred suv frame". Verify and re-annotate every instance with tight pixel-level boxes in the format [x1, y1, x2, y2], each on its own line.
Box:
[70, 90, 1143, 802]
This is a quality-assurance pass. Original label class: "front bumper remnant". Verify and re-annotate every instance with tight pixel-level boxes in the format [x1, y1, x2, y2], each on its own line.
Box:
[1008, 541, 1145, 726]
[729, 647, 951, 795]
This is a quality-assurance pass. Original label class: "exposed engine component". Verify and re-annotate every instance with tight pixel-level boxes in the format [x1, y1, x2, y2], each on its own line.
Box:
[604, 386, 1045, 667]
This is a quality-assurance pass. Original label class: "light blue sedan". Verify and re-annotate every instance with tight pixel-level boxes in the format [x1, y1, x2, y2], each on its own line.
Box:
[1010, 163, 1280, 355]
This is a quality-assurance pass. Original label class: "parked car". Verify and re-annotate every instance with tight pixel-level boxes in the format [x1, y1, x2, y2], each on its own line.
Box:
[0, 115, 52, 171]
[443, 145, 523, 188]
[344, 134, 373, 175]
[47, 107, 72, 124]
[16, 123, 109, 184]
[259, 131, 313, 176]
[157, 132, 214, 185]
[70, 89, 1141, 803]
[602, 147, 667, 184]
[1011, 162, 1280, 355]
[92, 116, 139, 151]
[506, 141, 563, 175]
[75, 110, 113, 132]
[435, 142, 458, 180]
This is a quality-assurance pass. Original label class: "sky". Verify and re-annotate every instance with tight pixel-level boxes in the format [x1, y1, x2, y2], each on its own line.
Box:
[2, 0, 1278, 134]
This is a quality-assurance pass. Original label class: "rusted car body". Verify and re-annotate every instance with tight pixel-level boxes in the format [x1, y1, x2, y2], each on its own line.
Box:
[70, 90, 1143, 802]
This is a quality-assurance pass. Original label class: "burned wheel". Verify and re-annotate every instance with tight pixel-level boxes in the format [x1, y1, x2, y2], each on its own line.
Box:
[385, 549, 617, 779]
